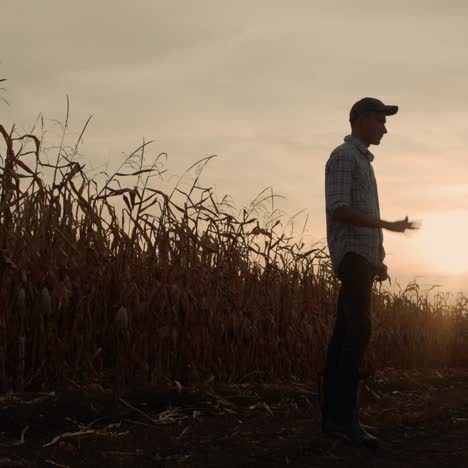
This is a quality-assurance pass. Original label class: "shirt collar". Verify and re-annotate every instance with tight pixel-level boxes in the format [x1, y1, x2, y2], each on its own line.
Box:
[344, 135, 374, 162]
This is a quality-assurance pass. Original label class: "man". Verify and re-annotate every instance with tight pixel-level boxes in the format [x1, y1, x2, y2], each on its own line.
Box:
[322, 97, 419, 447]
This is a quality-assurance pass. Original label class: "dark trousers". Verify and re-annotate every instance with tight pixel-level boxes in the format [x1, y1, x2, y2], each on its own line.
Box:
[323, 252, 375, 423]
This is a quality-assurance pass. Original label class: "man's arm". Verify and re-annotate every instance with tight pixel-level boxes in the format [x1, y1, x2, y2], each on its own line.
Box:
[333, 206, 419, 233]
[325, 152, 419, 233]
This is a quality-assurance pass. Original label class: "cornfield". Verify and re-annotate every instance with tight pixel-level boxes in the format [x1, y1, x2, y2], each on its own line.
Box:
[1, 111, 468, 394]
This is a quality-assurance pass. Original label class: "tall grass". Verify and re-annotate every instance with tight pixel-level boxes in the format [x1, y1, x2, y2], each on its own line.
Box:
[0, 115, 467, 392]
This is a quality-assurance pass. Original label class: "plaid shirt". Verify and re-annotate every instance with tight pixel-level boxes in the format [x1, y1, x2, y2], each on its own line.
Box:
[325, 135, 385, 275]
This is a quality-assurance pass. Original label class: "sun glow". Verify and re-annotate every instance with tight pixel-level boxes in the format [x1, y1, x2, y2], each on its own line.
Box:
[417, 211, 468, 274]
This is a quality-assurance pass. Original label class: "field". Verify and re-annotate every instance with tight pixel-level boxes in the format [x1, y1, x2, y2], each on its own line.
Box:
[3, 369, 468, 467]
[1, 114, 468, 466]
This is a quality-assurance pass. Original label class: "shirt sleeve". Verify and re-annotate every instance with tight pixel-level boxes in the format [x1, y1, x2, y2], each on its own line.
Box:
[325, 152, 355, 217]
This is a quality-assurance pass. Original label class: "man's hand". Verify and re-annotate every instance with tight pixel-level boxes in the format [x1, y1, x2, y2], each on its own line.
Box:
[382, 216, 420, 233]
[374, 263, 389, 282]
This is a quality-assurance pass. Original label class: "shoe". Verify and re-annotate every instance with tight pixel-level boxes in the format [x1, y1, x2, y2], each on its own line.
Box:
[322, 418, 380, 448]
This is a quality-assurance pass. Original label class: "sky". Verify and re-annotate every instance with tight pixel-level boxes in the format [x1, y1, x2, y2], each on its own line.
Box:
[1, 0, 468, 295]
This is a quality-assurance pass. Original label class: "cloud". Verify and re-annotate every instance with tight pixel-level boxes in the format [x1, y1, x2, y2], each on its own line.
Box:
[2, 0, 468, 284]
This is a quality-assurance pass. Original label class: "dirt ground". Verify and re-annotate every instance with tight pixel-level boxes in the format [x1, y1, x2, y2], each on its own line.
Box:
[2, 368, 468, 468]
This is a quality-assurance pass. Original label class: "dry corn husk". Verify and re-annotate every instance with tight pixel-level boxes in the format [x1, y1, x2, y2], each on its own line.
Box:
[40, 287, 52, 316]
[62, 275, 73, 307]
[115, 306, 129, 329]
[16, 288, 26, 318]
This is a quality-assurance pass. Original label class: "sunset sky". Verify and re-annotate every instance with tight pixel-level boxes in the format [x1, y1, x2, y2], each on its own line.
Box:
[1, 0, 467, 294]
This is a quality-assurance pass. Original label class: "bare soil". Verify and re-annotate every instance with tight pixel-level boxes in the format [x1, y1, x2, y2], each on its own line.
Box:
[2, 368, 468, 468]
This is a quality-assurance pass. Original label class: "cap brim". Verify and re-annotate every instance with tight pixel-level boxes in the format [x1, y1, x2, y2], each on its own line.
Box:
[383, 105, 398, 116]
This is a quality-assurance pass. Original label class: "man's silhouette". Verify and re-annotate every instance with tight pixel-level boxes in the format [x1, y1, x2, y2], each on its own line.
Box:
[323, 97, 418, 447]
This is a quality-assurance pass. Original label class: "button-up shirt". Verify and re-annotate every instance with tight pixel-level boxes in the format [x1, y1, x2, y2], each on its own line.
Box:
[325, 135, 385, 275]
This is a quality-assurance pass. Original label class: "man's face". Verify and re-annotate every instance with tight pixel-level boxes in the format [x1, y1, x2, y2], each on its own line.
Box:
[356, 112, 388, 145]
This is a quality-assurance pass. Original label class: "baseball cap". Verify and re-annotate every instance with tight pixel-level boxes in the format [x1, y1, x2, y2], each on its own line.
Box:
[349, 97, 398, 123]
